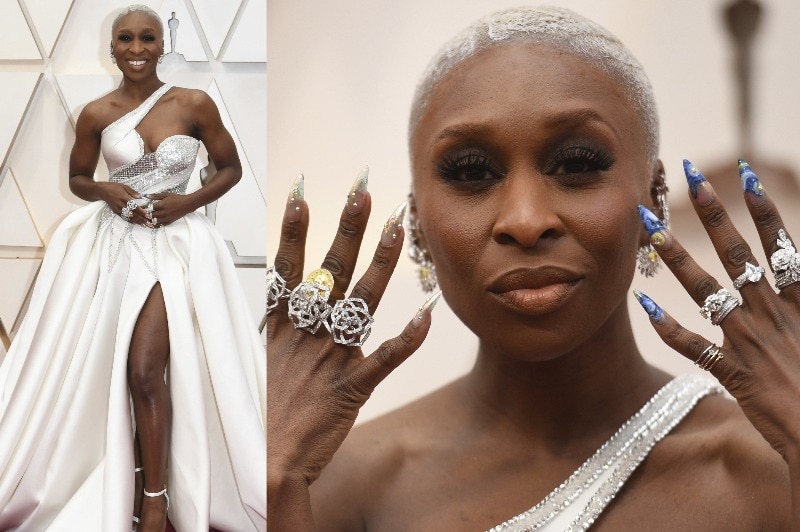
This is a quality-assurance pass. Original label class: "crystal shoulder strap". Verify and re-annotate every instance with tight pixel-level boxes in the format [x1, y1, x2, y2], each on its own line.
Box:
[488, 374, 722, 532]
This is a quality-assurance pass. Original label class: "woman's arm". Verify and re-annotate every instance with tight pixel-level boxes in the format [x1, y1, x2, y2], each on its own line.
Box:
[68, 101, 148, 225]
[147, 90, 241, 225]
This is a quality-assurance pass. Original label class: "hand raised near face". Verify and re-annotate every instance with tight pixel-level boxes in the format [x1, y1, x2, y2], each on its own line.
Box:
[267, 169, 438, 504]
[634, 160, 800, 466]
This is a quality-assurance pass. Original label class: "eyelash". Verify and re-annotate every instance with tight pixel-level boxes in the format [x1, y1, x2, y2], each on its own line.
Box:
[546, 145, 614, 177]
[436, 149, 503, 183]
[117, 35, 156, 42]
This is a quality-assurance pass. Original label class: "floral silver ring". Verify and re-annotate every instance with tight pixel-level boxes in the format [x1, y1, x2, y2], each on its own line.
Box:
[324, 297, 374, 347]
[287, 268, 334, 332]
[699, 288, 740, 326]
[771, 229, 800, 290]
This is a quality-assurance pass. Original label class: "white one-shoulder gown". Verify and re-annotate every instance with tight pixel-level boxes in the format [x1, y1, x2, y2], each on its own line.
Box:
[0, 84, 266, 531]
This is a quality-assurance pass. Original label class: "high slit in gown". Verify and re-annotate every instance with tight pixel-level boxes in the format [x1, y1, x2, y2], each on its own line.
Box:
[0, 84, 266, 531]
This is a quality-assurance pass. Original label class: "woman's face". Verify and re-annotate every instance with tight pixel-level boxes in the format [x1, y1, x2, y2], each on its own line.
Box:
[111, 12, 163, 78]
[411, 42, 655, 360]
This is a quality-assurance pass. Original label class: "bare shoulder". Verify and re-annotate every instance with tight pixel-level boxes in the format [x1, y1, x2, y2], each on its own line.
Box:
[167, 86, 215, 110]
[600, 393, 790, 530]
[310, 380, 464, 531]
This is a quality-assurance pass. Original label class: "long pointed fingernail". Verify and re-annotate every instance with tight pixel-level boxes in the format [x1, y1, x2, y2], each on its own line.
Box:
[738, 159, 765, 196]
[633, 289, 664, 322]
[412, 290, 442, 327]
[637, 205, 672, 250]
[346, 166, 369, 215]
[683, 159, 714, 206]
[380, 201, 407, 247]
[286, 173, 305, 221]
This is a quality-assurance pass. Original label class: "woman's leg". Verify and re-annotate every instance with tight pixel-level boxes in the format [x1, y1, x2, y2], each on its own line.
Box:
[127, 283, 171, 532]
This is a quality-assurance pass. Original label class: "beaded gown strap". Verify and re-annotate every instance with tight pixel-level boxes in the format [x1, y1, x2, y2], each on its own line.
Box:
[487, 374, 723, 532]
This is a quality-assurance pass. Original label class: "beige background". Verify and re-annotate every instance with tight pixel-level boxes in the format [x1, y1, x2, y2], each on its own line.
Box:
[268, 0, 800, 423]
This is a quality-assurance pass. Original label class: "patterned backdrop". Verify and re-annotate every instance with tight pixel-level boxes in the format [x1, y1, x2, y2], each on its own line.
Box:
[0, 0, 266, 358]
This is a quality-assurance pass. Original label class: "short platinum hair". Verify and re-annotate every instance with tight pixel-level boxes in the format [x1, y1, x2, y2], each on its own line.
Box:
[112, 4, 164, 37]
[409, 6, 659, 165]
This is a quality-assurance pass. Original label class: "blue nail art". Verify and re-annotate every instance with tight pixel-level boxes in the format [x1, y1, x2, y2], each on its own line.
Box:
[637, 205, 665, 236]
[738, 159, 764, 196]
[683, 159, 706, 199]
[633, 289, 664, 321]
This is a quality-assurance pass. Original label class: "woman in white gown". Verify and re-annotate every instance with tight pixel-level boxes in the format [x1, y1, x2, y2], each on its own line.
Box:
[0, 5, 266, 531]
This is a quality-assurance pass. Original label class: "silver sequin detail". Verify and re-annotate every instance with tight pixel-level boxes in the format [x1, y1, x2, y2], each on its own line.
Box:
[487, 375, 721, 532]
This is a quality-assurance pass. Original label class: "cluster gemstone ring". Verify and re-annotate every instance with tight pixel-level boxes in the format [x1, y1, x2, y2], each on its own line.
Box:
[771, 229, 800, 290]
[121, 199, 138, 220]
[699, 288, 740, 326]
[272, 266, 376, 346]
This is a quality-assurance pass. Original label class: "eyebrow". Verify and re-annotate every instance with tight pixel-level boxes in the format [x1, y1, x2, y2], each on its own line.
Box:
[435, 108, 620, 142]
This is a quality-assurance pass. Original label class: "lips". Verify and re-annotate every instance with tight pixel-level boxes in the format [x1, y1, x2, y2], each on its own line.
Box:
[487, 266, 582, 315]
[127, 60, 147, 67]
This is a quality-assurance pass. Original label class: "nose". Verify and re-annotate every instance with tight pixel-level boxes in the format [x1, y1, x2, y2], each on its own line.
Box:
[130, 39, 145, 53]
[491, 171, 566, 248]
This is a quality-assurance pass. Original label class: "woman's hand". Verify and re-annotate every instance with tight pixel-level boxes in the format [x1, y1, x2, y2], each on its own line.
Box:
[97, 182, 150, 226]
[266, 170, 436, 529]
[143, 192, 195, 227]
[633, 160, 800, 518]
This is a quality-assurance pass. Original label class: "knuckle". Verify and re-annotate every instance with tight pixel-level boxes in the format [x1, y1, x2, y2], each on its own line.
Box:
[370, 249, 392, 270]
[685, 336, 707, 360]
[350, 284, 375, 304]
[273, 257, 300, 281]
[336, 217, 362, 241]
[703, 206, 728, 228]
[751, 204, 781, 228]
[668, 249, 691, 271]
[372, 343, 396, 369]
[692, 276, 718, 301]
[664, 323, 684, 344]
[280, 219, 303, 244]
[321, 253, 347, 278]
[725, 243, 751, 268]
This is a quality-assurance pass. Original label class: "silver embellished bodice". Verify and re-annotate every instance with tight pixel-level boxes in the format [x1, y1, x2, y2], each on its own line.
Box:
[96, 84, 200, 280]
[488, 374, 722, 531]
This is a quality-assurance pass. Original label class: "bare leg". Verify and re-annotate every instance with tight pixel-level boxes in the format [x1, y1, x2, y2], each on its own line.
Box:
[128, 283, 171, 532]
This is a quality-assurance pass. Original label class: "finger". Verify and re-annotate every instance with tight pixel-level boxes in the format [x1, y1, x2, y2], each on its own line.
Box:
[124, 186, 142, 199]
[347, 292, 441, 396]
[348, 202, 407, 313]
[738, 161, 800, 299]
[681, 160, 774, 303]
[319, 167, 370, 299]
[144, 193, 166, 201]
[273, 173, 309, 288]
[632, 290, 743, 385]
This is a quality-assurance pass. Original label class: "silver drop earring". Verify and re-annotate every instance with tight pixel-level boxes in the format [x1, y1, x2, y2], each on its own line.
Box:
[407, 193, 438, 293]
[637, 173, 669, 278]
[109, 43, 116, 64]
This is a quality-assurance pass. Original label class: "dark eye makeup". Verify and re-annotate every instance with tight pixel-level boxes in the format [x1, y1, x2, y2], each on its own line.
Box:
[436, 147, 504, 183]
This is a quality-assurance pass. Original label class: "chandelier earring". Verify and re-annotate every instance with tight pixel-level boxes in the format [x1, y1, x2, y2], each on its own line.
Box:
[637, 173, 670, 278]
[109, 43, 116, 64]
[407, 193, 438, 293]
[158, 54, 164, 64]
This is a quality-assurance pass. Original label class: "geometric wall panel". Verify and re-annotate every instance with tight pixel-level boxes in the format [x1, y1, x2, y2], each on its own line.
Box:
[157, 0, 210, 62]
[206, 80, 265, 257]
[0, 169, 43, 247]
[8, 80, 83, 243]
[0, 72, 40, 168]
[23, 0, 75, 57]
[221, 0, 266, 63]
[0, 258, 41, 335]
[215, 74, 266, 195]
[189, 0, 242, 59]
[0, 2, 41, 60]
[56, 73, 120, 122]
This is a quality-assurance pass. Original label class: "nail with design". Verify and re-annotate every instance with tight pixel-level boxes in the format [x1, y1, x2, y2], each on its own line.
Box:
[412, 290, 443, 327]
[683, 159, 714, 206]
[637, 205, 672, 250]
[380, 201, 407, 247]
[633, 289, 664, 322]
[346, 166, 369, 215]
[286, 173, 305, 220]
[738, 159, 764, 196]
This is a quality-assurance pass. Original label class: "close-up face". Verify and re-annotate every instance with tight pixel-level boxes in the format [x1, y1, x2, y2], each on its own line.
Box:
[111, 12, 163, 77]
[411, 42, 656, 360]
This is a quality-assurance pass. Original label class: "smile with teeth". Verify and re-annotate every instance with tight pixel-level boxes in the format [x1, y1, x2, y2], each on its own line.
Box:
[128, 60, 147, 66]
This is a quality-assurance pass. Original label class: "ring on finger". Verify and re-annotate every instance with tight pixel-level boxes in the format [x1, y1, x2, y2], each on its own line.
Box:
[732, 262, 765, 290]
[267, 266, 291, 315]
[695, 343, 723, 371]
[324, 297, 374, 346]
[288, 268, 334, 333]
[770, 229, 800, 290]
[121, 206, 132, 220]
[699, 288, 740, 326]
